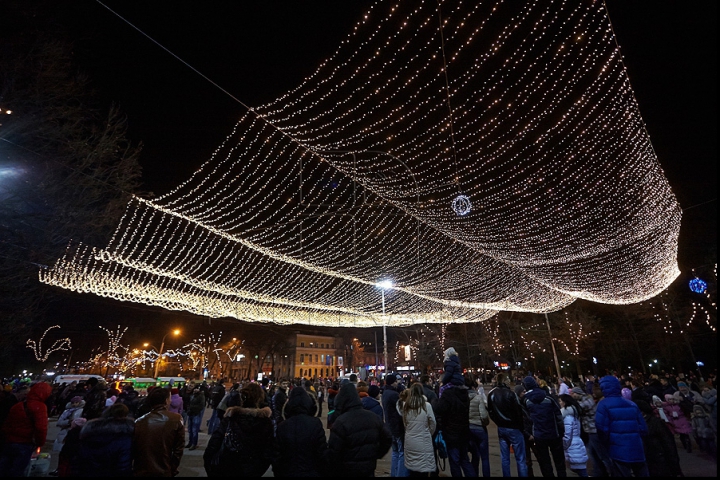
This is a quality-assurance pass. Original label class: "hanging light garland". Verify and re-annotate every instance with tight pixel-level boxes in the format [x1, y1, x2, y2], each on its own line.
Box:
[26, 326, 72, 362]
[40, 0, 680, 327]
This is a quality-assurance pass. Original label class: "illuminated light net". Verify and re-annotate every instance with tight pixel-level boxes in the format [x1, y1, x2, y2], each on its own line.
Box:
[40, 0, 680, 327]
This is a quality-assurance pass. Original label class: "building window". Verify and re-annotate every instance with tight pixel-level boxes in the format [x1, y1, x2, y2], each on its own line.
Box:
[300, 354, 304, 363]
[315, 355, 319, 363]
[300, 342, 305, 347]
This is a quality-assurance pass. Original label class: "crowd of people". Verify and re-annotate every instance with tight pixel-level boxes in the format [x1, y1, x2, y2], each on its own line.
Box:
[0, 348, 716, 477]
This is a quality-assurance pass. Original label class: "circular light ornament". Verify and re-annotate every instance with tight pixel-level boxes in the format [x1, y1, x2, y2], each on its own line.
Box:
[689, 278, 707, 294]
[451, 194, 472, 216]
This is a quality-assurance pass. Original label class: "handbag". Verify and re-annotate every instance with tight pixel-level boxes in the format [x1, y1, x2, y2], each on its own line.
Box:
[433, 430, 447, 471]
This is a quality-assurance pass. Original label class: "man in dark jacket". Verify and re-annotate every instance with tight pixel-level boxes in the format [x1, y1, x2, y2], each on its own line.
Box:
[82, 377, 109, 420]
[635, 400, 683, 477]
[186, 386, 205, 450]
[434, 383, 476, 478]
[361, 385, 383, 420]
[595, 375, 648, 477]
[381, 374, 408, 477]
[133, 387, 185, 477]
[421, 375, 438, 404]
[272, 379, 290, 426]
[326, 383, 392, 476]
[207, 381, 226, 435]
[487, 373, 528, 477]
[273, 385, 328, 476]
[0, 382, 52, 477]
[521, 376, 566, 477]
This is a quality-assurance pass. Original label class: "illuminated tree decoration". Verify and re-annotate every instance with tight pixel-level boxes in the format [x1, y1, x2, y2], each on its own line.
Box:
[26, 326, 72, 362]
[451, 194, 472, 216]
[689, 278, 707, 294]
[39, 1, 680, 327]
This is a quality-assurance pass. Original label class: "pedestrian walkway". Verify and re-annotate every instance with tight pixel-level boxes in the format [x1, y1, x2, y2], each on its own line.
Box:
[39, 402, 717, 477]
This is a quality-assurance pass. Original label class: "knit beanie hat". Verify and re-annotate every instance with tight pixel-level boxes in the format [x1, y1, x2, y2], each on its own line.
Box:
[677, 381, 688, 388]
[522, 376, 539, 391]
[368, 385, 380, 398]
[571, 387, 584, 395]
[385, 374, 398, 385]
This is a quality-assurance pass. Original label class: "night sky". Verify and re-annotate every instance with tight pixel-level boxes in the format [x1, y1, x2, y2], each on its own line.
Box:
[7, 1, 717, 362]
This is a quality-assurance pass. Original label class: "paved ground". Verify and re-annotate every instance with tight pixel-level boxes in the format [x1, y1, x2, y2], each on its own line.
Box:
[39, 399, 717, 477]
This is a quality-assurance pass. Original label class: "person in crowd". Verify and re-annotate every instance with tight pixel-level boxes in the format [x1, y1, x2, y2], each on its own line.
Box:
[621, 387, 633, 401]
[382, 373, 409, 477]
[186, 385, 206, 450]
[361, 384, 384, 420]
[690, 404, 716, 457]
[558, 394, 588, 477]
[440, 347, 465, 396]
[272, 379, 290, 427]
[273, 385, 328, 477]
[434, 373, 476, 478]
[595, 375, 648, 477]
[584, 375, 595, 396]
[396, 382, 436, 476]
[216, 383, 242, 422]
[0, 381, 52, 477]
[180, 381, 195, 425]
[207, 380, 226, 436]
[466, 374, 491, 477]
[487, 373, 527, 477]
[82, 377, 109, 420]
[659, 377, 677, 398]
[700, 386, 717, 434]
[169, 388, 183, 414]
[521, 376, 566, 477]
[421, 375, 438, 404]
[204, 383, 275, 477]
[664, 393, 693, 453]
[635, 400, 683, 477]
[77, 403, 134, 476]
[630, 379, 651, 405]
[676, 381, 704, 417]
[0, 384, 29, 427]
[327, 380, 340, 421]
[53, 396, 85, 453]
[325, 383, 392, 476]
[115, 385, 141, 419]
[570, 386, 612, 477]
[133, 387, 185, 477]
[57, 417, 87, 477]
[315, 382, 325, 418]
[558, 377, 571, 396]
[302, 380, 319, 417]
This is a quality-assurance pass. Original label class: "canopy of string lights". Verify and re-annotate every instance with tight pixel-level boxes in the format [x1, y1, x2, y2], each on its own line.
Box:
[40, 0, 680, 327]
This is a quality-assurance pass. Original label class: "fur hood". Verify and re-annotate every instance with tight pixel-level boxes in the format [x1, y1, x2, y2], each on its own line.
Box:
[79, 417, 134, 442]
[224, 405, 272, 419]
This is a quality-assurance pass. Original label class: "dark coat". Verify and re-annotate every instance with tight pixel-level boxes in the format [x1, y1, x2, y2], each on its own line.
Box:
[78, 417, 134, 476]
[272, 388, 288, 425]
[487, 384, 524, 431]
[203, 406, 275, 477]
[82, 383, 109, 420]
[521, 377, 564, 441]
[326, 383, 392, 476]
[595, 376, 647, 463]
[361, 396, 383, 420]
[188, 391, 206, 417]
[273, 387, 328, 477]
[441, 355, 465, 386]
[433, 385, 471, 447]
[642, 413, 682, 477]
[381, 384, 404, 438]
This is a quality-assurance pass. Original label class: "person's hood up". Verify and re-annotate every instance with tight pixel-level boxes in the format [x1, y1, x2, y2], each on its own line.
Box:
[334, 383, 362, 414]
[524, 384, 547, 404]
[692, 404, 707, 416]
[27, 382, 52, 403]
[443, 347, 458, 361]
[522, 376, 539, 391]
[561, 406, 577, 419]
[80, 417, 134, 442]
[599, 375, 622, 398]
[284, 385, 315, 418]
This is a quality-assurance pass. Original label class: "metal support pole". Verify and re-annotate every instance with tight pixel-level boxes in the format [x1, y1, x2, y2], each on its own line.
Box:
[382, 290, 389, 378]
[374, 331, 379, 378]
[544, 313, 562, 381]
[153, 334, 168, 379]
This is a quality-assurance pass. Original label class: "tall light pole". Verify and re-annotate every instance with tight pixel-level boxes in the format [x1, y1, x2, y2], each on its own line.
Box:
[377, 279, 394, 378]
[153, 329, 181, 378]
[544, 313, 562, 381]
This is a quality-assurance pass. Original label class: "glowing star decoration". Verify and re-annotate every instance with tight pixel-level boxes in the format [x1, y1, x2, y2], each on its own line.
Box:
[451, 194, 472, 216]
[26, 326, 72, 362]
[39, 1, 680, 327]
[689, 278, 707, 294]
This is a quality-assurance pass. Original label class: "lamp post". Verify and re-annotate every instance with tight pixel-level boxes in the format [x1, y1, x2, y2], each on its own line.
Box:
[377, 279, 394, 379]
[153, 329, 181, 378]
[544, 313, 562, 382]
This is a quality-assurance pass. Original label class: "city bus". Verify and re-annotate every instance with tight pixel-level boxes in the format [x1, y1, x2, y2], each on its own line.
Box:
[156, 377, 187, 389]
[116, 377, 157, 395]
[53, 374, 104, 385]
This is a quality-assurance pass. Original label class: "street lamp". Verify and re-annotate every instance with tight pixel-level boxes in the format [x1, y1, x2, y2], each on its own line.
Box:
[153, 329, 181, 378]
[376, 279, 394, 378]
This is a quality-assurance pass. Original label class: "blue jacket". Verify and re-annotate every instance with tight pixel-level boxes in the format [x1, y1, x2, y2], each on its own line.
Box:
[441, 355, 465, 386]
[521, 377, 564, 441]
[361, 396, 384, 420]
[78, 417, 134, 476]
[595, 376, 647, 463]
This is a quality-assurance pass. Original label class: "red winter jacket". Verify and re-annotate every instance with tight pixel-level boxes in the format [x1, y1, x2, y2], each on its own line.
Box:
[2, 382, 52, 445]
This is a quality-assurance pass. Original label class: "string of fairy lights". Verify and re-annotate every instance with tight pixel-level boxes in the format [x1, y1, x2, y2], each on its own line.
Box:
[26, 326, 72, 362]
[39, 0, 681, 327]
